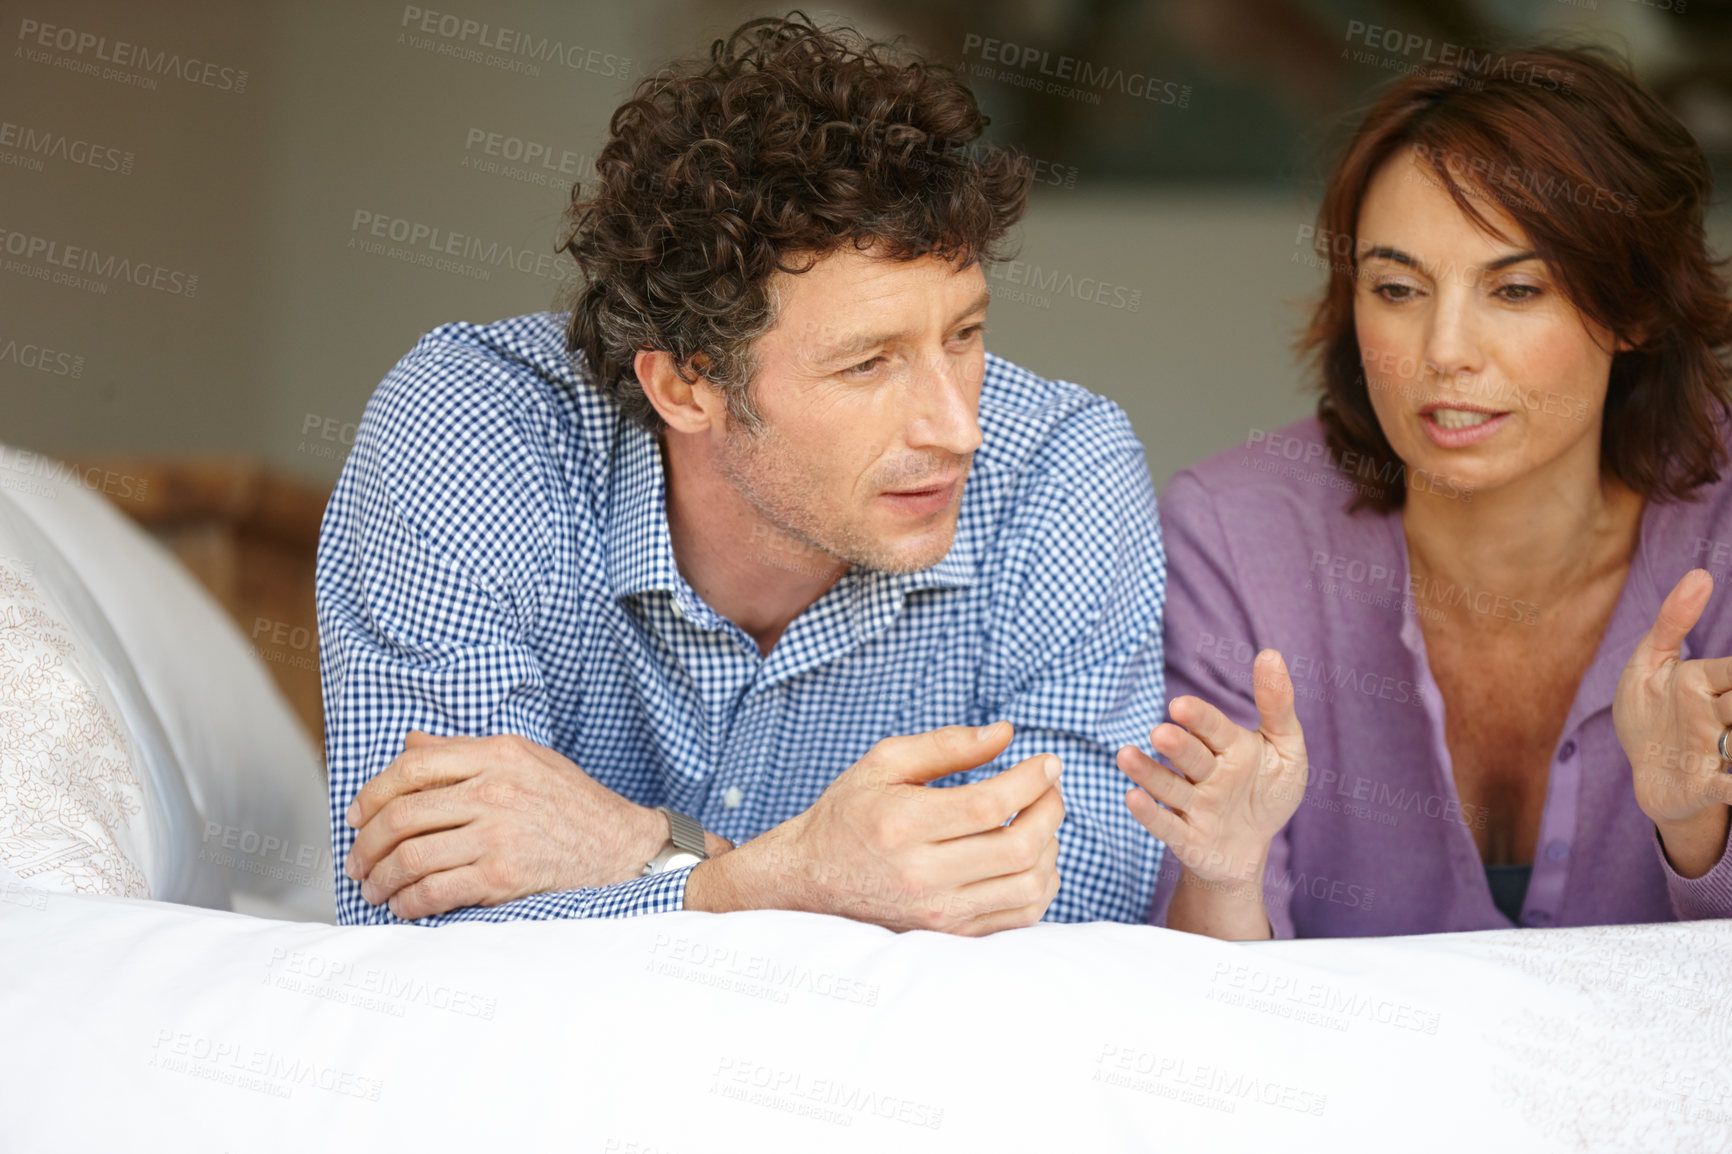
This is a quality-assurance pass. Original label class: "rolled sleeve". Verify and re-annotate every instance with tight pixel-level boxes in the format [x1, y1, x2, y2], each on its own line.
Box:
[978, 438, 1168, 924]
[317, 348, 679, 926]
[1655, 824, 1732, 921]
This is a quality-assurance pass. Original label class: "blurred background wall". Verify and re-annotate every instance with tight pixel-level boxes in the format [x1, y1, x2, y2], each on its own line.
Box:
[5, 0, 1731, 489]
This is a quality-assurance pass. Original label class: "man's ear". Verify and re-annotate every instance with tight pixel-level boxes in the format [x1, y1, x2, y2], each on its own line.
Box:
[635, 349, 725, 433]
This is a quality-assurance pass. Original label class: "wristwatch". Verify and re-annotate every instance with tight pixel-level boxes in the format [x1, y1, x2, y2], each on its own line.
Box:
[642, 806, 709, 875]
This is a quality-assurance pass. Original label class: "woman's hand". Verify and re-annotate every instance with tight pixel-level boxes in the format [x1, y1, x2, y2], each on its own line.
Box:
[1117, 649, 1308, 938]
[1613, 569, 1732, 877]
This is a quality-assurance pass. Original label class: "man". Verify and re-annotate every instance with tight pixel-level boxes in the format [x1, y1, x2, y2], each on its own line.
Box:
[319, 14, 1166, 932]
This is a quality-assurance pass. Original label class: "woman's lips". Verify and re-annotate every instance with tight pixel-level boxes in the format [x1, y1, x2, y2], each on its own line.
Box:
[1420, 407, 1510, 449]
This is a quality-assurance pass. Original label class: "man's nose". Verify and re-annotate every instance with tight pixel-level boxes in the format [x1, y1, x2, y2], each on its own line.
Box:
[904, 355, 983, 456]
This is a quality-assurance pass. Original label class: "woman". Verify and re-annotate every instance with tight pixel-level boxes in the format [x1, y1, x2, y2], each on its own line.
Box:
[1120, 45, 1732, 938]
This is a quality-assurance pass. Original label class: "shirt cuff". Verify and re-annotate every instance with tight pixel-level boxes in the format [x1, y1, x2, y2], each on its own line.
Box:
[1654, 819, 1732, 921]
[580, 864, 696, 918]
[395, 864, 697, 924]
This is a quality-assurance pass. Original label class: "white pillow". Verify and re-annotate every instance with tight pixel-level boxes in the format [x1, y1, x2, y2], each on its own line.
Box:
[0, 449, 332, 920]
[0, 499, 201, 900]
[0, 548, 154, 897]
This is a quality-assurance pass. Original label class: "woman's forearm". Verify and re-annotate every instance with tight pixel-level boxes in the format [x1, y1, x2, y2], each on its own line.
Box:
[1164, 860, 1274, 941]
[1655, 805, 1732, 879]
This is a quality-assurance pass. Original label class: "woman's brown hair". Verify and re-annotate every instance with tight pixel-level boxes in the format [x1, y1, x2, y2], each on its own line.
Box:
[1300, 44, 1732, 511]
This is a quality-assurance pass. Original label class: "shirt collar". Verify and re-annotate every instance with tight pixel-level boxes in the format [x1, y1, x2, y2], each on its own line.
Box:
[604, 421, 684, 603]
[604, 420, 978, 611]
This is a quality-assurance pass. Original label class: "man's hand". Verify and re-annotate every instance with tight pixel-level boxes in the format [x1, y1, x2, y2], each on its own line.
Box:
[684, 721, 1063, 936]
[343, 730, 682, 920]
[1613, 569, 1732, 877]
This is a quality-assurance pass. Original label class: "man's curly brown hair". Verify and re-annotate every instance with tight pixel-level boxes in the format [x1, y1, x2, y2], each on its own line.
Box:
[555, 12, 1032, 435]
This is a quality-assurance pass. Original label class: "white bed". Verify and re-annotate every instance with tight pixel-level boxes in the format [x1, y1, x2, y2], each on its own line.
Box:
[2, 890, 1728, 1151]
[1, 455, 1728, 1152]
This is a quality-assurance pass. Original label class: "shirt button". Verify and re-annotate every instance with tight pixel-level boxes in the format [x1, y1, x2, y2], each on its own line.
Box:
[672, 600, 687, 619]
[722, 786, 744, 810]
[1545, 841, 1569, 862]
[1557, 740, 1577, 761]
[1525, 909, 1553, 927]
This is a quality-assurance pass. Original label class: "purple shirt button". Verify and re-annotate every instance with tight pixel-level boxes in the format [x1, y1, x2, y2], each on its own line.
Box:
[1557, 740, 1577, 761]
[1545, 841, 1569, 862]
[1525, 909, 1554, 927]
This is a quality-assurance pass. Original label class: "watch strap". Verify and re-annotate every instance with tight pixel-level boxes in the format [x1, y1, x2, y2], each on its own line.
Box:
[640, 806, 709, 875]
[657, 806, 707, 856]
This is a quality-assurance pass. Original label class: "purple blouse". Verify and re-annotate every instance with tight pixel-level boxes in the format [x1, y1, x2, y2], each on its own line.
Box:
[1149, 416, 1732, 937]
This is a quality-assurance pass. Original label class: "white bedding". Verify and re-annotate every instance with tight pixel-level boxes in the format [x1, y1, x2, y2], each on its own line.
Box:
[0, 455, 331, 921]
[2, 890, 1726, 1152]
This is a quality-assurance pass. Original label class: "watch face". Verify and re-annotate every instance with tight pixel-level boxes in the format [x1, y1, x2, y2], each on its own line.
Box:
[643, 843, 707, 876]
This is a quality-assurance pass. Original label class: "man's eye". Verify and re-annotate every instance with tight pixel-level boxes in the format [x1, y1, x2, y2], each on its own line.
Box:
[844, 356, 884, 376]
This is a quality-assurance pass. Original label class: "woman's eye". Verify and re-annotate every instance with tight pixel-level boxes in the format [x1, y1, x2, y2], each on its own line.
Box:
[1371, 283, 1417, 303]
[1496, 284, 1542, 303]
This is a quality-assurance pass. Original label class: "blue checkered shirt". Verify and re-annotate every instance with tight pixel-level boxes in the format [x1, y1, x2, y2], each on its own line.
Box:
[317, 311, 1167, 925]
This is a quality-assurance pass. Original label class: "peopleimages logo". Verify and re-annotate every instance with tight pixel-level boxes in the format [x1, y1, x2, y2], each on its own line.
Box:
[961, 33, 1190, 106]
[1341, 21, 1572, 93]
[0, 335, 83, 378]
[986, 259, 1141, 311]
[398, 6, 630, 78]
[347, 209, 577, 284]
[15, 18, 249, 92]
[0, 121, 134, 174]
[0, 228, 197, 296]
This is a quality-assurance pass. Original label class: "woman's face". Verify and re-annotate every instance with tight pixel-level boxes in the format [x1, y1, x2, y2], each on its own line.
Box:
[1353, 147, 1624, 500]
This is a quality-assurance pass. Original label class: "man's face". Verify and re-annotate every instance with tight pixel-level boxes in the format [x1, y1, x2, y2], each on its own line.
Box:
[714, 246, 989, 575]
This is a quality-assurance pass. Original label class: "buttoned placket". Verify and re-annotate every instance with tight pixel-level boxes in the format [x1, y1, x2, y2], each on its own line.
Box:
[1387, 510, 1660, 929]
[1390, 516, 1584, 928]
[605, 417, 978, 849]
[654, 587, 769, 837]
[1394, 607, 1500, 920]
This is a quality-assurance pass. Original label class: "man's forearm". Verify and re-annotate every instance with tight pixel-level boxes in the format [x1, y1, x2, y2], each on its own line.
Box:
[683, 837, 769, 913]
[678, 845, 748, 907]
[340, 736, 742, 917]
[683, 855, 739, 913]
